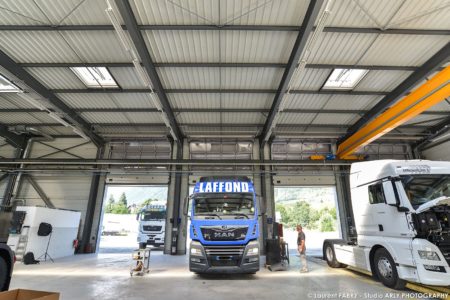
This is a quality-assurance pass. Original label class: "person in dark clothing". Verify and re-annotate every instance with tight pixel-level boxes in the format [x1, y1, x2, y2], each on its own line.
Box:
[296, 225, 308, 272]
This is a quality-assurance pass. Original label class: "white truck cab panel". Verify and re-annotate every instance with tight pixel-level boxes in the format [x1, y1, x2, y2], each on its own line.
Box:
[325, 160, 450, 287]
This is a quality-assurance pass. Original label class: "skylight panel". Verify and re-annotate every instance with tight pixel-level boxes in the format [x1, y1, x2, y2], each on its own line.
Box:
[0, 74, 21, 92]
[323, 68, 369, 90]
[71, 67, 118, 89]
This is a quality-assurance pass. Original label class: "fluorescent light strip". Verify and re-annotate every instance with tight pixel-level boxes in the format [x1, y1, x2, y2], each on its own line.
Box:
[47, 112, 71, 127]
[0, 74, 22, 93]
[105, 0, 178, 141]
[16, 93, 47, 111]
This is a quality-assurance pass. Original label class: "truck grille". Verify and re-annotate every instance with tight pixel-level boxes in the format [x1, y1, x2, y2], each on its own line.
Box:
[205, 245, 245, 267]
[438, 244, 450, 265]
[143, 225, 162, 232]
[204, 245, 245, 256]
[200, 226, 248, 241]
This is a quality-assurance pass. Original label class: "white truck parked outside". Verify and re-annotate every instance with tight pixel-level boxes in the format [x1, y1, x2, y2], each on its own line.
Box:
[324, 160, 450, 289]
[136, 202, 166, 248]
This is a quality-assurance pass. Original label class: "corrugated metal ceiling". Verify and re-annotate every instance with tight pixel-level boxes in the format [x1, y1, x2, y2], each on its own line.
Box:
[158, 67, 283, 89]
[0, 0, 447, 141]
[168, 93, 273, 109]
[143, 30, 297, 63]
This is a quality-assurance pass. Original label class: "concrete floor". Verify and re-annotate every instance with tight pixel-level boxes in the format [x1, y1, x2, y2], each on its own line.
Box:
[10, 251, 415, 300]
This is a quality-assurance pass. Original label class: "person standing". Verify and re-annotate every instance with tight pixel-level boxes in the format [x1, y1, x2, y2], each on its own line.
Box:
[297, 225, 308, 272]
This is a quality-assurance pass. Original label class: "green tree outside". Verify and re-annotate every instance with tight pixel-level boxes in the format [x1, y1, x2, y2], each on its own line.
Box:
[104, 195, 115, 213]
[276, 201, 337, 232]
[104, 192, 130, 214]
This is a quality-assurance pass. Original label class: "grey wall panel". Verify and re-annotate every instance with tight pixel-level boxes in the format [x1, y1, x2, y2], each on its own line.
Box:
[0, 143, 17, 158]
[272, 173, 336, 186]
[105, 174, 169, 185]
[28, 138, 97, 159]
[422, 141, 450, 161]
[17, 176, 91, 235]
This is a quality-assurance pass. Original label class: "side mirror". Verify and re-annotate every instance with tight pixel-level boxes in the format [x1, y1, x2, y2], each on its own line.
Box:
[136, 213, 140, 221]
[382, 181, 397, 206]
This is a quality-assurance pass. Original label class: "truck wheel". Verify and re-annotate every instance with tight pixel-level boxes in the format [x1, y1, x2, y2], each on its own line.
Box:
[139, 243, 147, 249]
[323, 242, 345, 268]
[374, 248, 406, 290]
[0, 257, 8, 291]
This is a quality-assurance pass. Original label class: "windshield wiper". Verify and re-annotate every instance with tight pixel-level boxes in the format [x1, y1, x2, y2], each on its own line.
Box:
[230, 213, 249, 219]
[197, 213, 222, 220]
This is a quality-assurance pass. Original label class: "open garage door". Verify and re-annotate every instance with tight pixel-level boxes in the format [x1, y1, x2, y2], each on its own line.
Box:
[274, 186, 340, 257]
[271, 140, 340, 256]
[98, 185, 168, 253]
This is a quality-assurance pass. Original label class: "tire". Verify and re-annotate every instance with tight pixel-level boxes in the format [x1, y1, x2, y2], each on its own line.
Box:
[323, 242, 345, 268]
[139, 242, 147, 249]
[373, 248, 406, 290]
[0, 256, 9, 291]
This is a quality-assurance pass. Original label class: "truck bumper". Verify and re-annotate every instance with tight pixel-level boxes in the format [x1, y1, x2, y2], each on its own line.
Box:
[409, 239, 450, 286]
[189, 240, 260, 274]
[137, 232, 164, 246]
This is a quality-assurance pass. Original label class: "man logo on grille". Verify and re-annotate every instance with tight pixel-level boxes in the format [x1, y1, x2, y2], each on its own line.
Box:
[214, 231, 235, 238]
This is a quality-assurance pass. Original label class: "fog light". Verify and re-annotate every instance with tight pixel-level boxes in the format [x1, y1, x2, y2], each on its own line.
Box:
[191, 258, 201, 263]
[424, 265, 446, 273]
[248, 257, 258, 263]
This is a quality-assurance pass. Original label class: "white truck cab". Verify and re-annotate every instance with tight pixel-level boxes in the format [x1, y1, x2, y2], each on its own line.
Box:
[324, 160, 450, 289]
[136, 202, 166, 249]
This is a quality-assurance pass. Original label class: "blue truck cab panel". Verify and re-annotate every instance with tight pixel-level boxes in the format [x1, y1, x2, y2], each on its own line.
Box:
[189, 177, 260, 274]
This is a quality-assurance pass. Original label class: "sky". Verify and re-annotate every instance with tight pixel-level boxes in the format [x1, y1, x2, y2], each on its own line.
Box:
[104, 186, 168, 206]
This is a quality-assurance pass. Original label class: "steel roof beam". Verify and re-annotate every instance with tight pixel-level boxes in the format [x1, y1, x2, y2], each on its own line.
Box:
[0, 49, 104, 146]
[50, 88, 387, 95]
[3, 123, 429, 129]
[0, 24, 448, 35]
[114, 0, 182, 141]
[1, 108, 448, 116]
[413, 115, 450, 151]
[261, 0, 325, 141]
[0, 158, 355, 166]
[19, 62, 423, 71]
[341, 42, 450, 143]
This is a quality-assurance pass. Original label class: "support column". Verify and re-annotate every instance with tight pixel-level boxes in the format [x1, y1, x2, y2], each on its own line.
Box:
[80, 146, 106, 253]
[258, 140, 275, 252]
[333, 166, 354, 241]
[177, 139, 189, 254]
[1, 143, 28, 211]
[164, 139, 187, 255]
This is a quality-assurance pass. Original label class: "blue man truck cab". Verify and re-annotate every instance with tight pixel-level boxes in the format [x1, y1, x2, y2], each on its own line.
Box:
[188, 176, 260, 274]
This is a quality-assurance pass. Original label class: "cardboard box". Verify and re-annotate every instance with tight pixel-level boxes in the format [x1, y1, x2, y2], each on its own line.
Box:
[0, 289, 59, 300]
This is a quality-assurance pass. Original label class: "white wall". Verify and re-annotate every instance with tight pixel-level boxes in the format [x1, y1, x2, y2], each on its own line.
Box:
[422, 141, 450, 161]
[8, 206, 81, 259]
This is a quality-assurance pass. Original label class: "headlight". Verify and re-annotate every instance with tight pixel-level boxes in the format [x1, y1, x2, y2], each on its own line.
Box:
[190, 248, 203, 256]
[247, 247, 259, 256]
[418, 250, 441, 261]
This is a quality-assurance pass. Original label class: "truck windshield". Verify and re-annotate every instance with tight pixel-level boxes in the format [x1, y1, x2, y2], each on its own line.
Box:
[193, 193, 254, 217]
[400, 175, 450, 208]
[140, 211, 166, 221]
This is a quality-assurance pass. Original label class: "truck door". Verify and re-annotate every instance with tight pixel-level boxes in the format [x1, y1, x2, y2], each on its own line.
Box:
[368, 181, 410, 238]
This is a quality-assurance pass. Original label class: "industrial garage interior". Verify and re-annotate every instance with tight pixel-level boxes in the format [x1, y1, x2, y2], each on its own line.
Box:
[0, 0, 449, 299]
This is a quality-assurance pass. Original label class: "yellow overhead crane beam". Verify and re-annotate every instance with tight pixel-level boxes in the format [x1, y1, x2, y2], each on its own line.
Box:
[337, 65, 450, 159]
